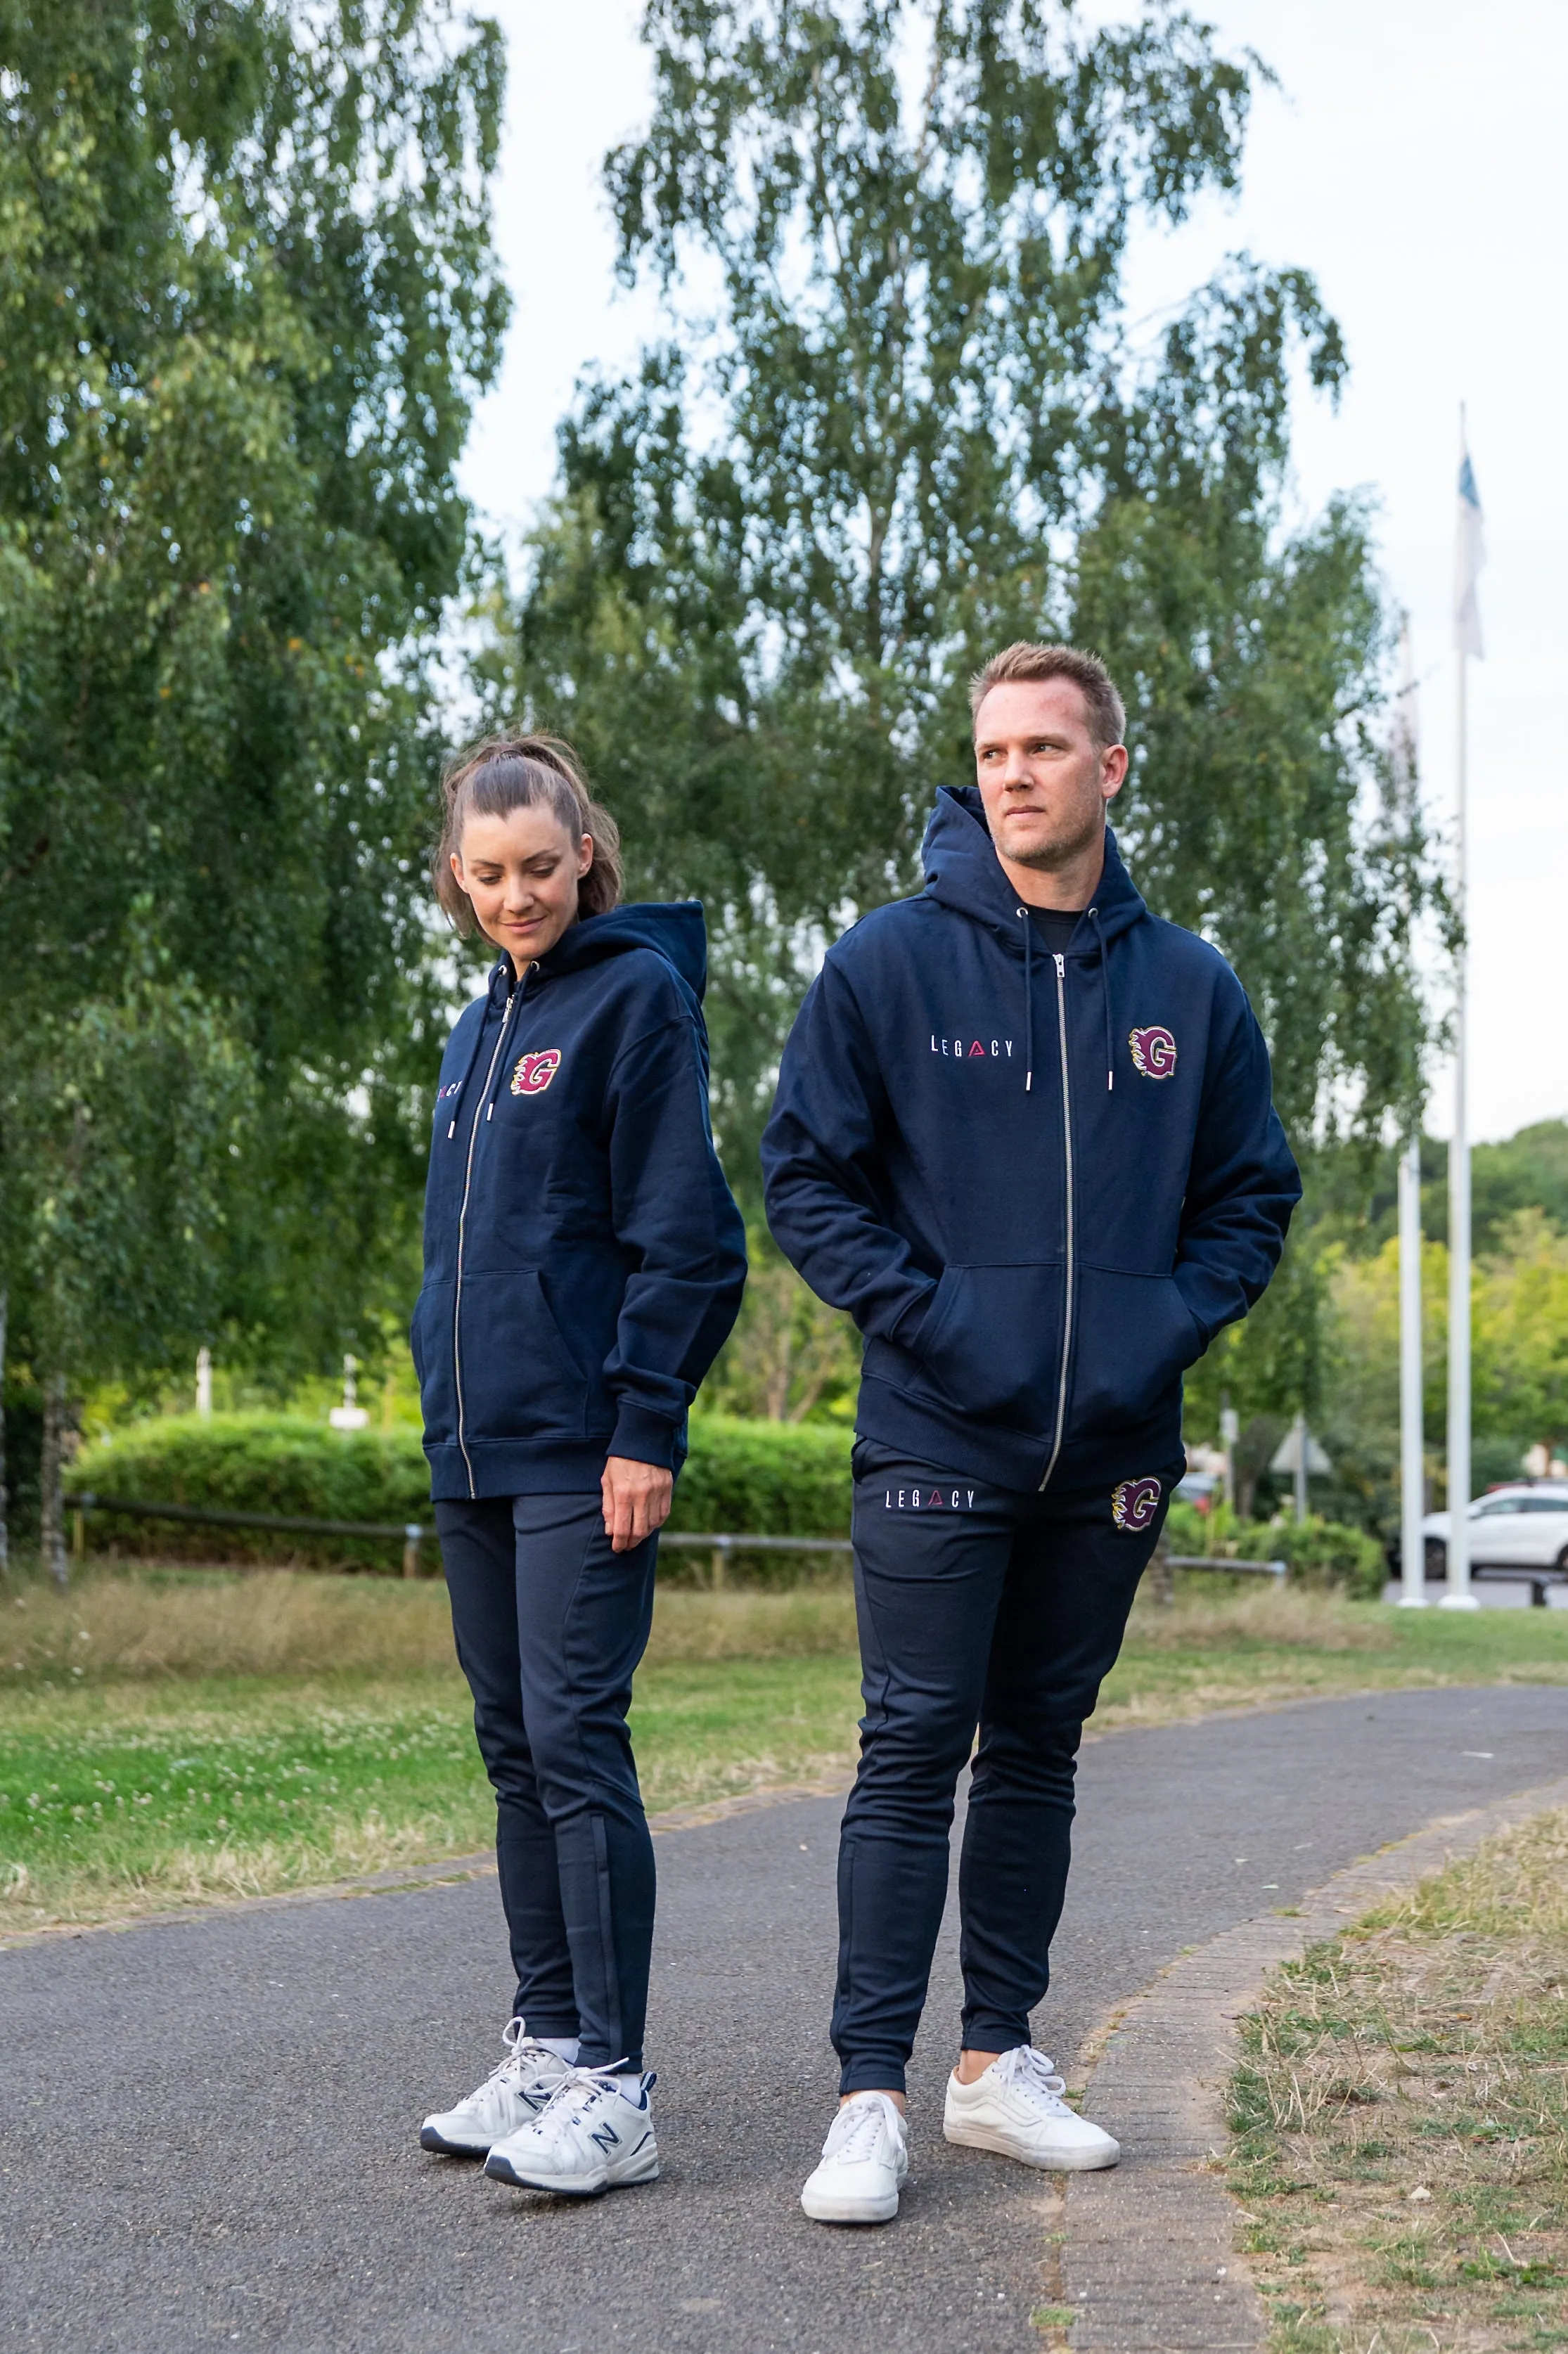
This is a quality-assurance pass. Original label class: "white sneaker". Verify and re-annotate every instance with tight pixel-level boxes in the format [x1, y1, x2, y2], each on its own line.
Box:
[484, 2064, 659, 2195]
[419, 2020, 574, 2156]
[943, 2045, 1119, 2171]
[800, 2092, 908, 2225]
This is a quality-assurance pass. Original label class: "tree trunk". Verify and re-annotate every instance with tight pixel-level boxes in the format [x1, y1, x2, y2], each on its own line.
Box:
[39, 1372, 72, 1590]
[0, 1288, 8, 1582]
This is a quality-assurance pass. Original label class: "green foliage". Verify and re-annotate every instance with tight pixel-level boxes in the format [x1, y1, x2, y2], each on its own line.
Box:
[699, 1230, 860, 1422]
[66, 1409, 856, 1567]
[67, 1414, 432, 1569]
[0, 0, 508, 1399]
[666, 1415, 852, 1539]
[489, 0, 1444, 1195]
[1163, 1499, 1384, 1597]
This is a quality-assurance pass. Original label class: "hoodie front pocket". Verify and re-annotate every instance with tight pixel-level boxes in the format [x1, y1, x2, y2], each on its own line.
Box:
[912, 1261, 1066, 1429]
[1067, 1268, 1202, 1438]
[410, 1280, 456, 1444]
[457, 1266, 592, 1444]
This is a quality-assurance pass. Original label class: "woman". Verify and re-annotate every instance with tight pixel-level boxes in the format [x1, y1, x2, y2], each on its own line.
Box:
[413, 734, 746, 2196]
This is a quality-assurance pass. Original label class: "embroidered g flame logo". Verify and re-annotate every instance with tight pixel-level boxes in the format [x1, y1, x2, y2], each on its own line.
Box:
[510, 1049, 562, 1097]
[1129, 1025, 1176, 1080]
[1111, 1476, 1162, 1533]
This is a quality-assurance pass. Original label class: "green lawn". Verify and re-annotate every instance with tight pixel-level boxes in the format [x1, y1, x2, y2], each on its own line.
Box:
[4, 1567, 1568, 1938]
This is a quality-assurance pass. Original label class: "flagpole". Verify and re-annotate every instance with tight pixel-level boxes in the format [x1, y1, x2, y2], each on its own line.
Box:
[1399, 1136, 1427, 1604]
[1443, 412, 1478, 1607]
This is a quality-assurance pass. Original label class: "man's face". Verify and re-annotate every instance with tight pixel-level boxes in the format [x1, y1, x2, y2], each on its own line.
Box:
[972, 677, 1127, 872]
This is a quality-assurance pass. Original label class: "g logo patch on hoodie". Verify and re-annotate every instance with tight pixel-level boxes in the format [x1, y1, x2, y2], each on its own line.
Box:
[1111, 1476, 1162, 1531]
[510, 1049, 562, 1097]
[1129, 1025, 1176, 1080]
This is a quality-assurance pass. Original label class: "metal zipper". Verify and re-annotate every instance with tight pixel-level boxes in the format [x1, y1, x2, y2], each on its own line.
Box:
[452, 975, 525, 1497]
[1039, 950, 1074, 1492]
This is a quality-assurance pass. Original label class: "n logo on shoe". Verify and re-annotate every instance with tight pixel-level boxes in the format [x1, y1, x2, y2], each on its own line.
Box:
[589, 2121, 622, 2153]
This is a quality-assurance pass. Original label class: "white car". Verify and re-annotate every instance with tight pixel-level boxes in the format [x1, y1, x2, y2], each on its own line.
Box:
[1421, 1482, 1568, 1595]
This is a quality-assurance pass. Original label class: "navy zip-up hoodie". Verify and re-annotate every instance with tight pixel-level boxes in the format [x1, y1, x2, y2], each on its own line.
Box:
[413, 902, 747, 1500]
[761, 790, 1301, 1493]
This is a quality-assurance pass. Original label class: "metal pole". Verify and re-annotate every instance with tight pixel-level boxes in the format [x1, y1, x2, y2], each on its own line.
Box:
[1443, 633, 1478, 1607]
[1398, 1136, 1428, 1604]
[1292, 1410, 1309, 1524]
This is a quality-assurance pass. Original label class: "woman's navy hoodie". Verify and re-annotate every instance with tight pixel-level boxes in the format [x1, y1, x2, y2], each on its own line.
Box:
[761, 790, 1301, 1493]
[413, 903, 747, 1500]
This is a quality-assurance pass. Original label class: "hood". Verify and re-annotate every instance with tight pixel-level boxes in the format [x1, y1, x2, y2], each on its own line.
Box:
[481, 899, 709, 1011]
[920, 786, 1148, 953]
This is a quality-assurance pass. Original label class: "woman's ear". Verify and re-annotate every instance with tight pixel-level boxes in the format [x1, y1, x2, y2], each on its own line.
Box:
[578, 834, 595, 879]
[449, 849, 472, 898]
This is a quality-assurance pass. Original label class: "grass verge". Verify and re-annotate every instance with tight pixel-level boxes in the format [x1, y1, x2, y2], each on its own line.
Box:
[1230, 1808, 1568, 2351]
[5, 1564, 1568, 1938]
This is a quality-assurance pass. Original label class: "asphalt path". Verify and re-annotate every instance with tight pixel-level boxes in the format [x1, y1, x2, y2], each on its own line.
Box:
[6, 1685, 1568, 2354]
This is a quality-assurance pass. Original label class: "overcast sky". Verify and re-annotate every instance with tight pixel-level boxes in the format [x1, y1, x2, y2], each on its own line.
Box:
[458, 0, 1568, 1146]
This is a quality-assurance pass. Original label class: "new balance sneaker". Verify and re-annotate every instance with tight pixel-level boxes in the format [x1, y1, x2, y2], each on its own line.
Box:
[943, 2046, 1119, 2170]
[800, 2092, 908, 2225]
[484, 2065, 659, 2195]
[419, 2020, 574, 2156]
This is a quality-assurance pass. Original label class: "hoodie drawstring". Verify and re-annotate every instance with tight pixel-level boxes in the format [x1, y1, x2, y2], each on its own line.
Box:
[1088, 906, 1114, 1092]
[443, 963, 509, 1138]
[1019, 911, 1034, 1092]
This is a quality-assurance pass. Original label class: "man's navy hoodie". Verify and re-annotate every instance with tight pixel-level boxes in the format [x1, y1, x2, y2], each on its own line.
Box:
[413, 903, 747, 1501]
[761, 790, 1301, 1493]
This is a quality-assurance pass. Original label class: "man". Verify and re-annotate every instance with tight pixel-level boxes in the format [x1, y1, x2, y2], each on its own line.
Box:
[761, 642, 1300, 2225]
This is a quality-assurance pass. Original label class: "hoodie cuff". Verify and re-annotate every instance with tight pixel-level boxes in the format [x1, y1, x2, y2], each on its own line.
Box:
[608, 1401, 681, 1471]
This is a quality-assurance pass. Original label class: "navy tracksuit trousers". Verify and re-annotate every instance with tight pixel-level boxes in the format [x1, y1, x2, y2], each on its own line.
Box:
[834, 1445, 1178, 2095]
[435, 1493, 658, 2072]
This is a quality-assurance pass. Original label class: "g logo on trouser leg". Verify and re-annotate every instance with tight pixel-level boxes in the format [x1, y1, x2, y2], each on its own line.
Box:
[1111, 1477, 1162, 1531]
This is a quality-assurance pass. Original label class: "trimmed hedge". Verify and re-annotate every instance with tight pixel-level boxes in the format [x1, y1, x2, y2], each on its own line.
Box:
[67, 1412, 853, 1575]
[66, 1415, 432, 1571]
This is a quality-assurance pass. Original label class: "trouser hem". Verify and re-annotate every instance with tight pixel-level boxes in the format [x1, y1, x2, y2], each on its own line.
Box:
[837, 2057, 909, 2097]
[960, 2014, 1033, 2052]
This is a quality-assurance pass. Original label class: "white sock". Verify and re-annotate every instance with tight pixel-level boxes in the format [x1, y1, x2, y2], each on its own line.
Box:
[612, 2071, 645, 2101]
[539, 2037, 579, 2065]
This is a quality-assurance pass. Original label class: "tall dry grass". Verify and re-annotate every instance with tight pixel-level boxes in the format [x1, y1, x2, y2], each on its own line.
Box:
[1, 1564, 861, 1681]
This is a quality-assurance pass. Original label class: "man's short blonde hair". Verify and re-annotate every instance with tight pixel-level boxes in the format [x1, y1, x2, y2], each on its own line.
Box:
[969, 642, 1126, 750]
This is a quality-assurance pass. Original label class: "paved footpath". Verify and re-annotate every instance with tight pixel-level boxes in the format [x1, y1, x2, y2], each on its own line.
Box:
[5, 1685, 1568, 2354]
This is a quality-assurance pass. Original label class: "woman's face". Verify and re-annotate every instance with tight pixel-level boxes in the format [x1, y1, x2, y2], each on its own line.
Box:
[451, 804, 593, 972]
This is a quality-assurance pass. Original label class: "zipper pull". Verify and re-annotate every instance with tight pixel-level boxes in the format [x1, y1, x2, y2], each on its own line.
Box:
[1054, 953, 1065, 977]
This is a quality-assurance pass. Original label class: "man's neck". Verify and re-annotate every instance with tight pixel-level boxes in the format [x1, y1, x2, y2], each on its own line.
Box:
[994, 830, 1106, 911]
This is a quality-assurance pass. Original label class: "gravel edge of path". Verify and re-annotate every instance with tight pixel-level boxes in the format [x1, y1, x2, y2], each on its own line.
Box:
[1059, 1768, 1568, 2354]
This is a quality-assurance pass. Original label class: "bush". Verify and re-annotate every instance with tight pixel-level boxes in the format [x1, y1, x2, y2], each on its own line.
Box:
[66, 1410, 855, 1576]
[1160, 1498, 1385, 1601]
[67, 1415, 432, 1571]
[1266, 1514, 1387, 1600]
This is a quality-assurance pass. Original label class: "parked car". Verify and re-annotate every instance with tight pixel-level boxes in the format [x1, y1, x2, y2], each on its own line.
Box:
[1419, 1482, 1568, 1582]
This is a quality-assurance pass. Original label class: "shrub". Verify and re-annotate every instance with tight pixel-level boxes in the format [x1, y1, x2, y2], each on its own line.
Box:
[66, 1415, 432, 1571]
[1266, 1514, 1387, 1600]
[66, 1410, 855, 1576]
[1160, 1498, 1385, 1601]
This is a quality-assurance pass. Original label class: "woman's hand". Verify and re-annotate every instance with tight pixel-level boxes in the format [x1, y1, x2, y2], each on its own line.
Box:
[601, 1455, 674, 1554]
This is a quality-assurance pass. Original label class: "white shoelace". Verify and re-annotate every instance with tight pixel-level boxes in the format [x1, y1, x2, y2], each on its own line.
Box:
[466, 2019, 553, 2103]
[529, 2060, 645, 2135]
[823, 2093, 903, 2163]
[992, 2046, 1072, 2115]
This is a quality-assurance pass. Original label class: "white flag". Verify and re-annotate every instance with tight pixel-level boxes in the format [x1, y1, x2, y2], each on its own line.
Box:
[1455, 445, 1485, 659]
